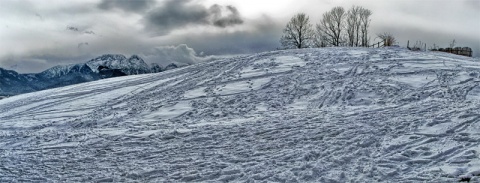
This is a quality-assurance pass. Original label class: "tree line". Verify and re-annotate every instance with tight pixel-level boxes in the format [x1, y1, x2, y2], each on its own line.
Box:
[280, 6, 375, 49]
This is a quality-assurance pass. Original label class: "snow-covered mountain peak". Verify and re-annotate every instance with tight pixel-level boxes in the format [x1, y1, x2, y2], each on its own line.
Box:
[86, 54, 126, 69]
[38, 64, 78, 78]
[128, 54, 142, 61]
[125, 55, 149, 68]
[85, 54, 150, 74]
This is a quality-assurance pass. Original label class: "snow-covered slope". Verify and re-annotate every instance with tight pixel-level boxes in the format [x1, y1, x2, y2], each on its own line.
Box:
[1, 47, 480, 182]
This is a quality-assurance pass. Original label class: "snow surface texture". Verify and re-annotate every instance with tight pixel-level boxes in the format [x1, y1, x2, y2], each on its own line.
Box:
[1, 47, 480, 182]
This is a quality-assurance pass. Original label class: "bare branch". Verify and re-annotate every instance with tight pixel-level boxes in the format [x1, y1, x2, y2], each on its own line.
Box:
[377, 32, 396, 46]
[317, 7, 346, 47]
[280, 13, 314, 49]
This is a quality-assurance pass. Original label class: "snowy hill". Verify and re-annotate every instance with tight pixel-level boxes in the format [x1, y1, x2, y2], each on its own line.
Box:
[1, 47, 480, 182]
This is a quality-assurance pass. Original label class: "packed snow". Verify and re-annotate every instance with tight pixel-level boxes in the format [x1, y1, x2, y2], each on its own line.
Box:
[1, 47, 480, 182]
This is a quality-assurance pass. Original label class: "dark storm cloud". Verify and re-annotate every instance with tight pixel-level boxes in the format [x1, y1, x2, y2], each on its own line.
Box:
[98, 0, 156, 12]
[210, 5, 243, 28]
[144, 0, 210, 35]
[143, 0, 244, 36]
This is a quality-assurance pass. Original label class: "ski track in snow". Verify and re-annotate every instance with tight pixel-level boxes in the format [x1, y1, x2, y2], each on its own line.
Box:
[1, 47, 480, 182]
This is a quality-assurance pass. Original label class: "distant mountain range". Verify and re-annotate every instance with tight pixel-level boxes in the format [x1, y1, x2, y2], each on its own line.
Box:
[0, 54, 179, 96]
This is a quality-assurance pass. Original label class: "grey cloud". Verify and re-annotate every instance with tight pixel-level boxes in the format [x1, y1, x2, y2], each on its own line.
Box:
[35, 13, 44, 21]
[210, 5, 243, 28]
[78, 42, 89, 48]
[169, 16, 283, 55]
[66, 26, 96, 35]
[2, 59, 51, 74]
[464, 0, 480, 10]
[144, 0, 210, 35]
[1, 53, 95, 74]
[98, 0, 156, 12]
[145, 44, 202, 66]
[144, 0, 243, 36]
[66, 26, 80, 32]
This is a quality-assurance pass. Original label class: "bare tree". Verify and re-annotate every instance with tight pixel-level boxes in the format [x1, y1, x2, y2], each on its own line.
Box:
[377, 32, 396, 46]
[359, 8, 372, 47]
[317, 7, 346, 47]
[449, 39, 456, 48]
[346, 6, 361, 47]
[313, 27, 328, 47]
[280, 13, 314, 49]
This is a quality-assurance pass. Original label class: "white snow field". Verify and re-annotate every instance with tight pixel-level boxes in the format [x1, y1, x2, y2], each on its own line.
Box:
[1, 47, 480, 182]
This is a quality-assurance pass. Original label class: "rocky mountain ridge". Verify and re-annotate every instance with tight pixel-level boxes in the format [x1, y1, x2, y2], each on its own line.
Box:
[0, 54, 179, 96]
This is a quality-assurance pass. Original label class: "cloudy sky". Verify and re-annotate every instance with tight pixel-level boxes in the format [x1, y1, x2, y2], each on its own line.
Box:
[0, 0, 479, 73]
